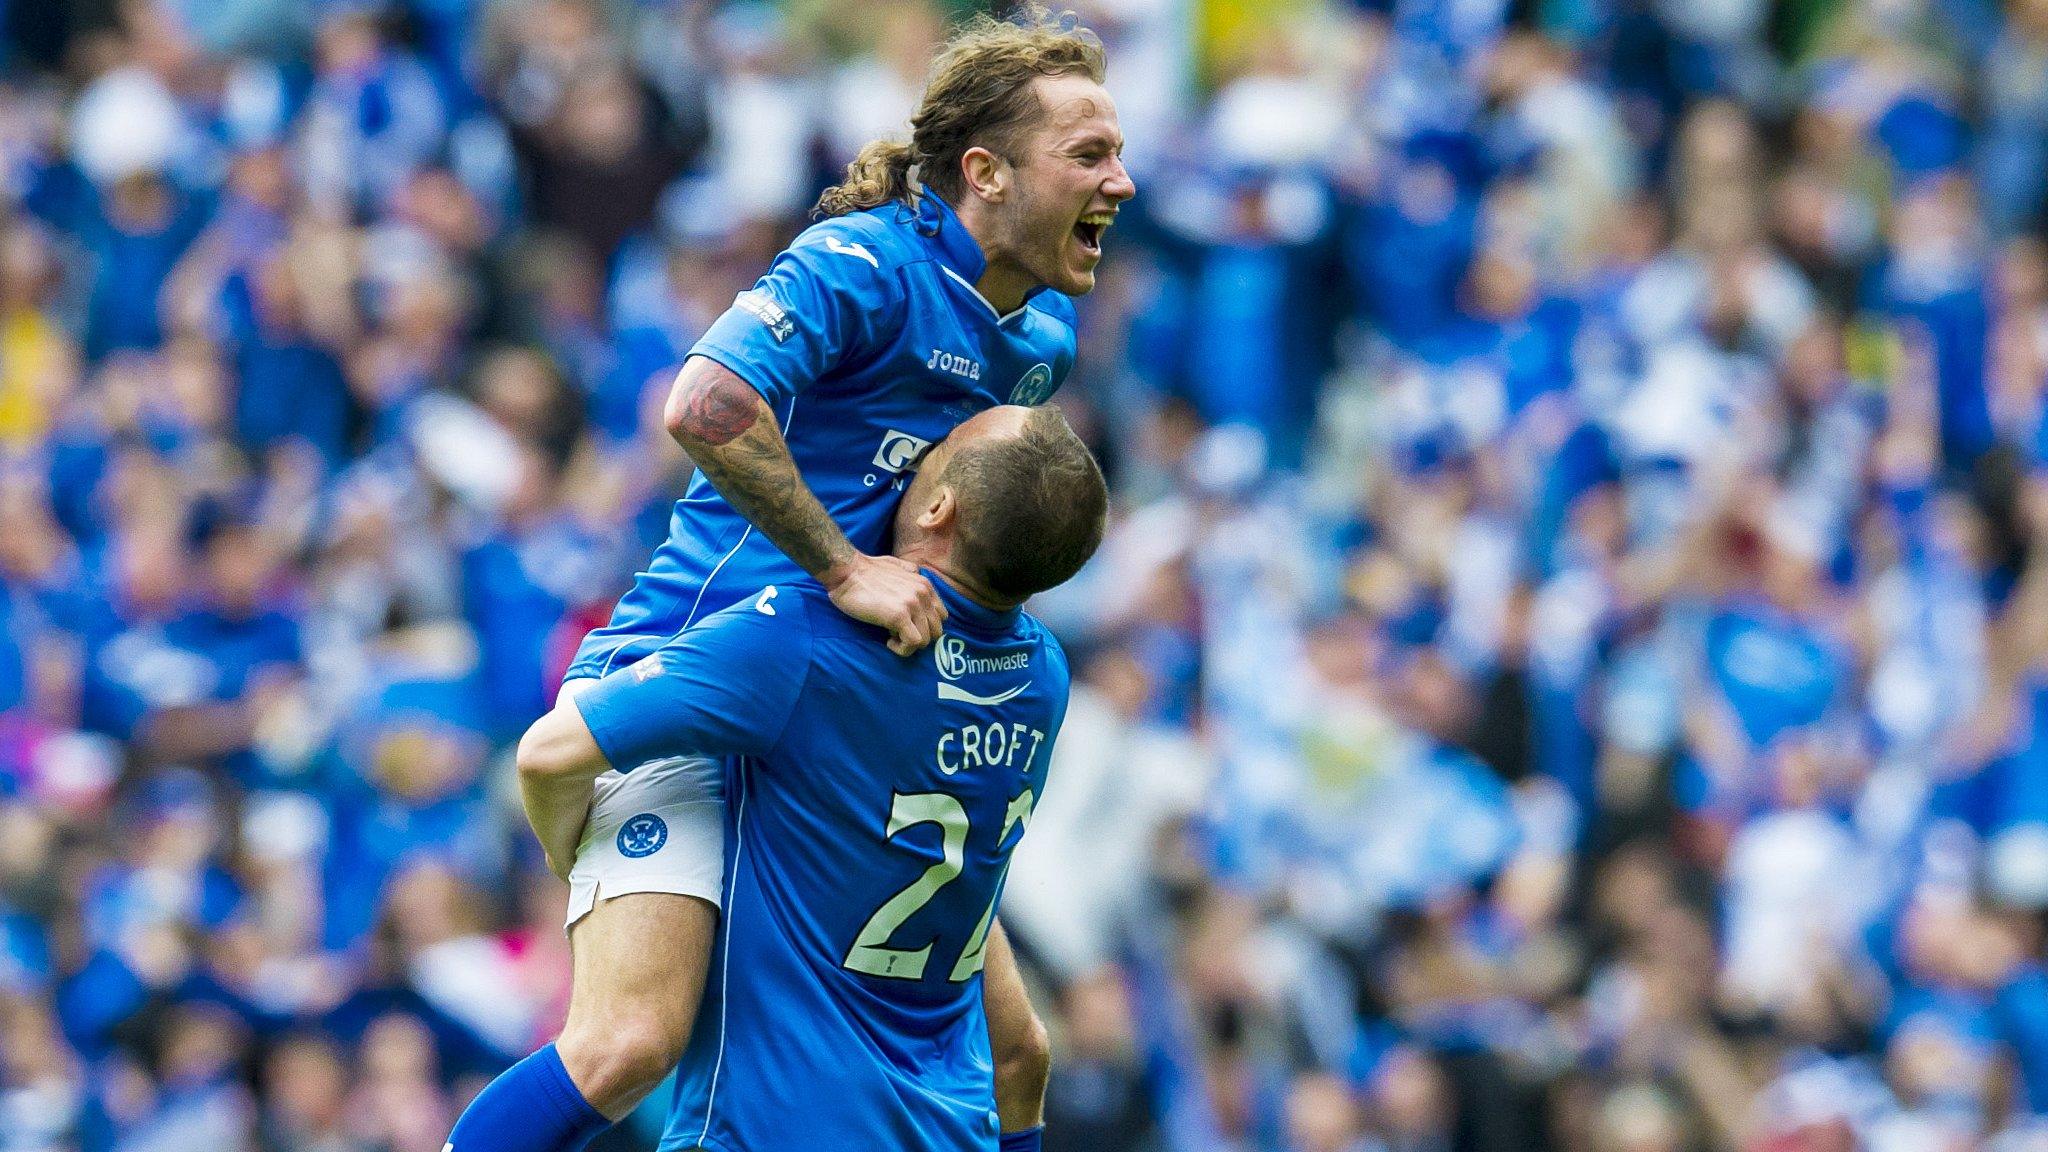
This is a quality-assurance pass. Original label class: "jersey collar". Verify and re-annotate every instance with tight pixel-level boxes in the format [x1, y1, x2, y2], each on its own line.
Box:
[908, 192, 1045, 323]
[924, 567, 1021, 633]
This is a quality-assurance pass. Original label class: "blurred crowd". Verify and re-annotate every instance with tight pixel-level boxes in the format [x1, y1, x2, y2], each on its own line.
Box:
[3, 0, 2048, 1149]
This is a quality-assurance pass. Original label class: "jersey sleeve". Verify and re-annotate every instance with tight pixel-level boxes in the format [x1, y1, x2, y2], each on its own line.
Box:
[1013, 292, 1078, 406]
[573, 588, 814, 769]
[1043, 293, 1079, 400]
[689, 220, 904, 409]
[1039, 628, 1074, 750]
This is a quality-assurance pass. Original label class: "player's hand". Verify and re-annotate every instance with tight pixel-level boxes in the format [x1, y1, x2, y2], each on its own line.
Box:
[825, 553, 947, 656]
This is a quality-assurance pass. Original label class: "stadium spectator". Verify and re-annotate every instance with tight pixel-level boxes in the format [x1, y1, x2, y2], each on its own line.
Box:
[16, 0, 2048, 1149]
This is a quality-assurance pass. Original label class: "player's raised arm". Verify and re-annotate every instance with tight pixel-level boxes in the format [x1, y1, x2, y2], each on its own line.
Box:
[663, 357, 945, 656]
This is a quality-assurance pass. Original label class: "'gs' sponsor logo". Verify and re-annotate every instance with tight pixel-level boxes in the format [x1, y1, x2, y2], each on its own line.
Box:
[872, 429, 932, 473]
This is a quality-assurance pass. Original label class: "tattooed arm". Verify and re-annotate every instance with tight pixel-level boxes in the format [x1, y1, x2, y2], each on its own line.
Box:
[664, 356, 851, 579]
[664, 355, 945, 654]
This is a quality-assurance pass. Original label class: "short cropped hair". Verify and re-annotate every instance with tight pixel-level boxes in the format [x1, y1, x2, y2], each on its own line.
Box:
[942, 406, 1107, 600]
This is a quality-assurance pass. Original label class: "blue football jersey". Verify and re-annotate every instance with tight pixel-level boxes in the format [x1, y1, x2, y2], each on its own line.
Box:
[573, 575, 1070, 1152]
[568, 194, 1078, 682]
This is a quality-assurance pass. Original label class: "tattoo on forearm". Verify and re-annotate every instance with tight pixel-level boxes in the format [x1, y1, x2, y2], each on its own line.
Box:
[694, 421, 855, 579]
[668, 362, 857, 581]
[674, 374, 762, 446]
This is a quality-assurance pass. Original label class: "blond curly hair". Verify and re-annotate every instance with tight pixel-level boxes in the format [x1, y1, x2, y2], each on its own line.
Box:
[815, 5, 1106, 218]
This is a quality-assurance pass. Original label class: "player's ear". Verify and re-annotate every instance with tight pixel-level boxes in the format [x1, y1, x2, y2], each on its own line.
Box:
[917, 485, 958, 533]
[961, 147, 1007, 203]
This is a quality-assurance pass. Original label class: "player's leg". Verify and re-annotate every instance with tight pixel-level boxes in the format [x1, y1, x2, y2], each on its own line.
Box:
[986, 920, 1053, 1150]
[551, 748, 726, 1114]
[447, 737, 725, 1152]
[555, 889, 716, 1114]
[442, 1036, 609, 1152]
[444, 888, 713, 1152]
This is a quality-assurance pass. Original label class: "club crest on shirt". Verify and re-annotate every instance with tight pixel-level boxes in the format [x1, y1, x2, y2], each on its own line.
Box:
[1010, 363, 1054, 405]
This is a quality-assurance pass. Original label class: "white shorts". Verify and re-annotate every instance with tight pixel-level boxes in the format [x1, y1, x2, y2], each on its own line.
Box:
[564, 751, 727, 930]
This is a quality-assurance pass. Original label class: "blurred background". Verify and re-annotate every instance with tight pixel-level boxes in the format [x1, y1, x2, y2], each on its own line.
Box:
[3, 0, 2048, 1149]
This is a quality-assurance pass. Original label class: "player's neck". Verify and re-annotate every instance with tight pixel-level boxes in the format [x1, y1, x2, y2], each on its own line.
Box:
[896, 546, 1019, 613]
[951, 199, 1035, 314]
[972, 261, 1035, 316]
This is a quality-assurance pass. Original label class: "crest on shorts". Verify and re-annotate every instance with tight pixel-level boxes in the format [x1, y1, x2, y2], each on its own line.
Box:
[617, 813, 668, 858]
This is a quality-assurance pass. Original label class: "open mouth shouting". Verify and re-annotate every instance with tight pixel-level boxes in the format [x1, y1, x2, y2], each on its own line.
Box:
[1073, 211, 1116, 256]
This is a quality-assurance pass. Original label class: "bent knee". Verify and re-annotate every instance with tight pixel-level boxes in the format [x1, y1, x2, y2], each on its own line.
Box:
[995, 1014, 1052, 1081]
[557, 1016, 691, 1108]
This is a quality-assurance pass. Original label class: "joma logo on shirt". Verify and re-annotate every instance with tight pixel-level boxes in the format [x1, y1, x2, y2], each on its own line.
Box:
[926, 349, 982, 381]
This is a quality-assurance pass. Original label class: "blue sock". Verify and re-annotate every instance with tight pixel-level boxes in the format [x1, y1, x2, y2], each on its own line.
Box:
[1000, 1127, 1044, 1152]
[446, 1043, 611, 1152]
